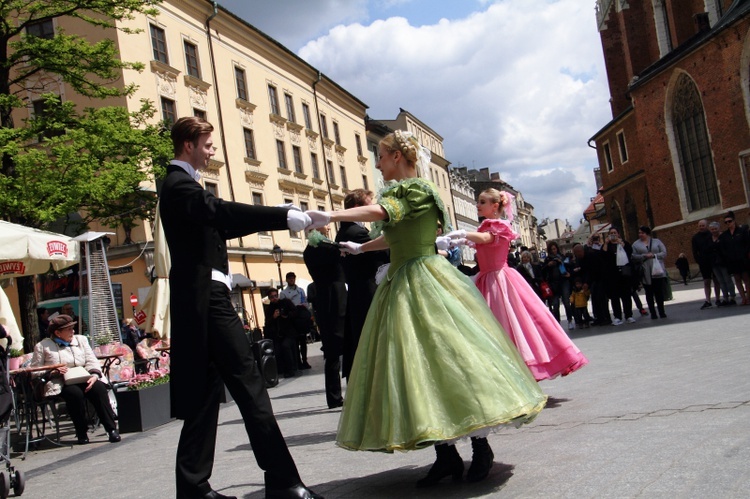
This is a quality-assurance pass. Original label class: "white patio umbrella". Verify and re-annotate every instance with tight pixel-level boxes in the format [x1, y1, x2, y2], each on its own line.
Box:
[0, 220, 79, 278]
[0, 220, 79, 348]
[139, 205, 171, 338]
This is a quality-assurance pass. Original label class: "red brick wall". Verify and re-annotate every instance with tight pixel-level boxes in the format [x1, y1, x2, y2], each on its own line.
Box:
[667, 0, 710, 46]
[596, 15, 750, 268]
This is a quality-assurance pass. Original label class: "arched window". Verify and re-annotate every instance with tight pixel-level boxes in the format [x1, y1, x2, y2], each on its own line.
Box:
[624, 192, 639, 242]
[672, 74, 719, 211]
[609, 201, 623, 235]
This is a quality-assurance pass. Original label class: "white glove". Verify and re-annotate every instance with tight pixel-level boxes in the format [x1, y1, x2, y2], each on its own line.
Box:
[446, 229, 467, 239]
[450, 238, 475, 249]
[306, 210, 331, 230]
[277, 202, 302, 212]
[287, 210, 312, 232]
[435, 236, 451, 251]
[339, 241, 363, 255]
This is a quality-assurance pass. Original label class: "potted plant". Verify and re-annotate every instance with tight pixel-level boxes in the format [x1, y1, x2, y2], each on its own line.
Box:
[8, 348, 24, 371]
[115, 367, 172, 433]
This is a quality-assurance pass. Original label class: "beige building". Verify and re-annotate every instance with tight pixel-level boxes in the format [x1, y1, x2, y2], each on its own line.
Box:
[376, 109, 456, 228]
[9, 0, 372, 330]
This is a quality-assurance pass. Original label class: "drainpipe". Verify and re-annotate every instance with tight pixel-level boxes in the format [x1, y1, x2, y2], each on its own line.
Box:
[312, 71, 335, 211]
[206, 2, 256, 325]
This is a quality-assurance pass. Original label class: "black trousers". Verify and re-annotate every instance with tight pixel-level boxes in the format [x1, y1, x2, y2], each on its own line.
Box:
[591, 280, 610, 323]
[324, 356, 343, 408]
[59, 380, 116, 437]
[175, 283, 300, 497]
[644, 277, 667, 317]
[607, 272, 633, 320]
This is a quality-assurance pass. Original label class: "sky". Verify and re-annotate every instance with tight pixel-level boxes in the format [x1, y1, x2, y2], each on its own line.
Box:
[219, 0, 612, 227]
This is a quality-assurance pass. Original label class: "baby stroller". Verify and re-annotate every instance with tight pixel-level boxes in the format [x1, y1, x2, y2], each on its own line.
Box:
[0, 326, 26, 497]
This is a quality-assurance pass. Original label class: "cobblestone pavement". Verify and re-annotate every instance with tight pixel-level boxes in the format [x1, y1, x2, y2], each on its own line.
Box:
[9, 281, 750, 498]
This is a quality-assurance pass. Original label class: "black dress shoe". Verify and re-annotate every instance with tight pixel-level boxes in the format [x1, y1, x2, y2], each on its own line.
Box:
[77, 435, 89, 445]
[202, 491, 237, 499]
[108, 429, 121, 443]
[328, 400, 344, 409]
[266, 483, 323, 499]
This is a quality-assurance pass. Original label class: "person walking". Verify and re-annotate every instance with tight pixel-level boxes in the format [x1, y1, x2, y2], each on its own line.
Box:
[305, 131, 545, 486]
[631, 226, 668, 320]
[675, 253, 690, 286]
[158, 116, 321, 499]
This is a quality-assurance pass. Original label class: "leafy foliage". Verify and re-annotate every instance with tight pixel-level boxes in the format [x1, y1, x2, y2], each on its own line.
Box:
[0, 96, 171, 230]
[0, 1, 169, 352]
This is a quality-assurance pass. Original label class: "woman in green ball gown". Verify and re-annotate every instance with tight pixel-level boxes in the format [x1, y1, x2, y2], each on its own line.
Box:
[305, 130, 546, 486]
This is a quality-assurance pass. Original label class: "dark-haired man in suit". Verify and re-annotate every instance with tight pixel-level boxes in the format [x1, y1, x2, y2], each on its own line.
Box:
[159, 116, 322, 499]
[334, 189, 389, 379]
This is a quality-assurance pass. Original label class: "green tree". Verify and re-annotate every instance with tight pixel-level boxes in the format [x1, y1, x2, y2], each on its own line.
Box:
[0, 1, 169, 351]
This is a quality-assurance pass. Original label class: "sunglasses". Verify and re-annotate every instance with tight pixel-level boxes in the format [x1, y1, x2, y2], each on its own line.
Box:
[725, 220, 734, 224]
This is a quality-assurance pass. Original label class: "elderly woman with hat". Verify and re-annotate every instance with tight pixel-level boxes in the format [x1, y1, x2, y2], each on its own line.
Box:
[30, 314, 120, 444]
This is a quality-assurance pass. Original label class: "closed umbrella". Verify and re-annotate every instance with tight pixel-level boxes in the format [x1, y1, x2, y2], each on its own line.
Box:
[139, 204, 171, 338]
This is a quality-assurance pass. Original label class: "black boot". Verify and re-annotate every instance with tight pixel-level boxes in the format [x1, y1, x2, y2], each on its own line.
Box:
[416, 443, 464, 487]
[466, 437, 494, 482]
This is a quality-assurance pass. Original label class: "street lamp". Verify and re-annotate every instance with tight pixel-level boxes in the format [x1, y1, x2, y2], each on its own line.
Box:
[271, 244, 284, 289]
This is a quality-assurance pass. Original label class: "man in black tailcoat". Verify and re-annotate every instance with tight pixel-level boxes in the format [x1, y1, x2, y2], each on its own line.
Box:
[303, 226, 346, 408]
[334, 189, 389, 379]
[159, 117, 321, 499]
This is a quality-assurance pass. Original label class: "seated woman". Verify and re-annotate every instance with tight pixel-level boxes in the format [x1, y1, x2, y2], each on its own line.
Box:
[31, 314, 121, 445]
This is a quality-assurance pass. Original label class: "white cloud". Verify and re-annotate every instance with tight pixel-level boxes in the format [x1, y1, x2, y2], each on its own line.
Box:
[296, 0, 611, 224]
[218, 0, 368, 51]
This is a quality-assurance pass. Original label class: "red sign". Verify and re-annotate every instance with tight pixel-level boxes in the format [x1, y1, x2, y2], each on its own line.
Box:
[46, 240, 69, 257]
[0, 261, 25, 275]
[129, 294, 138, 307]
[134, 310, 147, 325]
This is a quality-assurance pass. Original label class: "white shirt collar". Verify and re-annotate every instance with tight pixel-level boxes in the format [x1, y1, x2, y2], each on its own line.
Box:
[170, 160, 201, 182]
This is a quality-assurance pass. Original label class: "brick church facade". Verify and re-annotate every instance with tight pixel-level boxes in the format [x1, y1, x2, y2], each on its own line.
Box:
[590, 0, 750, 260]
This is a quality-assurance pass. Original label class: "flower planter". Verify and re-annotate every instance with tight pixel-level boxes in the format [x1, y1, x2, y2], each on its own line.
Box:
[115, 382, 172, 433]
[8, 357, 22, 371]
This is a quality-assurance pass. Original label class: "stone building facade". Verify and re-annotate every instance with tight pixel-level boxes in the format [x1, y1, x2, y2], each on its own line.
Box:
[590, 0, 750, 261]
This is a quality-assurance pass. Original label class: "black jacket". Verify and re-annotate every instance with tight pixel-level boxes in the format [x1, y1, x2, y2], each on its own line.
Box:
[159, 164, 290, 418]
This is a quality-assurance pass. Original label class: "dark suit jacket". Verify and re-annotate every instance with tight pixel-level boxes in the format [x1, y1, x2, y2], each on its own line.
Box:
[303, 244, 347, 359]
[335, 222, 388, 377]
[159, 164, 289, 418]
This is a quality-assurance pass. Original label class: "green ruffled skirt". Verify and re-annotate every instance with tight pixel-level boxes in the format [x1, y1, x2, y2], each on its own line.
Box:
[336, 255, 546, 452]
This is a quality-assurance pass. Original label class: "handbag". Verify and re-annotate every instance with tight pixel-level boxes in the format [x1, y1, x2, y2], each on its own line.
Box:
[619, 264, 632, 277]
[615, 245, 629, 266]
[539, 280, 554, 299]
[651, 257, 665, 278]
[63, 366, 92, 385]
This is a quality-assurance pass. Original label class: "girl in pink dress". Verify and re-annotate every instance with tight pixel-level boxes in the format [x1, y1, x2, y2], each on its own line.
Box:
[448, 188, 588, 381]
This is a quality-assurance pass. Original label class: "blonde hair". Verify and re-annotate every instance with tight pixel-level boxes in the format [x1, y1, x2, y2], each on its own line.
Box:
[380, 131, 418, 166]
[480, 188, 509, 207]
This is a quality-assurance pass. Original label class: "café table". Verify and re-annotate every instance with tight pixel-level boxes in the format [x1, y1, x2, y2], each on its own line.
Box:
[9, 363, 68, 459]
